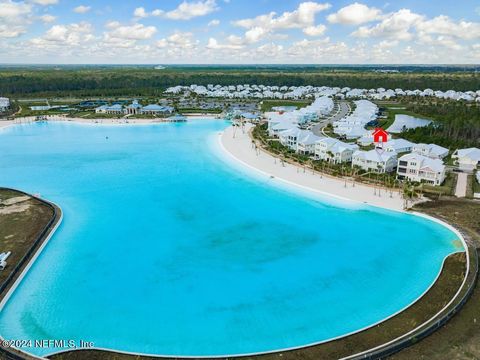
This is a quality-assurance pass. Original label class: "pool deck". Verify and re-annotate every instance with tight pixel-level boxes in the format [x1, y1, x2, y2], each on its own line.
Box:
[220, 124, 405, 211]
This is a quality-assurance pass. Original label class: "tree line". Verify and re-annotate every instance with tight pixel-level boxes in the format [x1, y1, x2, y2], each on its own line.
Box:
[0, 69, 479, 97]
[399, 101, 480, 149]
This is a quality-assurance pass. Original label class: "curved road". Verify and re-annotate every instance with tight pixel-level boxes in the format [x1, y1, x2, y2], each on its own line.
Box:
[311, 100, 350, 137]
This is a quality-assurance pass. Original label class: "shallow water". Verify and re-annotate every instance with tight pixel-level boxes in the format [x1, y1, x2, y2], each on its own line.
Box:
[0, 120, 460, 356]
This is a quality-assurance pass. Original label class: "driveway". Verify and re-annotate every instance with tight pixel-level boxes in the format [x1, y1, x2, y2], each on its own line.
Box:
[455, 172, 468, 198]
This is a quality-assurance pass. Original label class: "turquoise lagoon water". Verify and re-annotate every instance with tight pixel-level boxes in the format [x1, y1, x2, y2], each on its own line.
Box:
[0, 120, 461, 357]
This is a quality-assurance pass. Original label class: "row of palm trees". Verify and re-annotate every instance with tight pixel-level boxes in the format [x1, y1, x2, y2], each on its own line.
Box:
[253, 127, 426, 209]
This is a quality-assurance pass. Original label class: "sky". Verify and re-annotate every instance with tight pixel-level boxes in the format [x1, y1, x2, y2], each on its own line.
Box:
[0, 0, 479, 64]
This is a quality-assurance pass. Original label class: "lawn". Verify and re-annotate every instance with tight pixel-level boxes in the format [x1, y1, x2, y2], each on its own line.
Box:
[260, 99, 311, 112]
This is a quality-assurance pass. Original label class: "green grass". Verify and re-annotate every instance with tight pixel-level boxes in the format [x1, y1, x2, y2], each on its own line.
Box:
[418, 172, 456, 197]
[473, 174, 480, 195]
[260, 100, 311, 112]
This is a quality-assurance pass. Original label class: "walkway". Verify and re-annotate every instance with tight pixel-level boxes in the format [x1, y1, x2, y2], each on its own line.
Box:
[455, 173, 468, 198]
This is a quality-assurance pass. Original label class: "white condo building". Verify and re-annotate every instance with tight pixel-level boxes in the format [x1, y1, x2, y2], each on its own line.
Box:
[297, 132, 323, 155]
[397, 153, 446, 185]
[352, 150, 398, 173]
[314, 138, 359, 163]
[0, 97, 10, 112]
[412, 143, 449, 159]
[452, 148, 480, 171]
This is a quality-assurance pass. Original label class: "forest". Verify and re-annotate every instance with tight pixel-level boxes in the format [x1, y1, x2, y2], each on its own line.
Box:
[0, 66, 479, 98]
[399, 100, 480, 149]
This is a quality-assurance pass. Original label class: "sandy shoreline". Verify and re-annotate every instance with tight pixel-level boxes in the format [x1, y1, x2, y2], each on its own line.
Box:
[220, 124, 405, 211]
[0, 115, 218, 129]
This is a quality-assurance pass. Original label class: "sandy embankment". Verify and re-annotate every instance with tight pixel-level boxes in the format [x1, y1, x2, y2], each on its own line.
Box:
[220, 124, 405, 211]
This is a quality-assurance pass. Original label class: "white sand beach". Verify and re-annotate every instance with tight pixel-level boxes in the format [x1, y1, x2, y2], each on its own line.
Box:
[220, 124, 406, 211]
[0, 115, 217, 129]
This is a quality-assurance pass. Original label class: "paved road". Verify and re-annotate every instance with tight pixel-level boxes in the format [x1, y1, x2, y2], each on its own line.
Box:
[455, 172, 468, 198]
[311, 100, 350, 137]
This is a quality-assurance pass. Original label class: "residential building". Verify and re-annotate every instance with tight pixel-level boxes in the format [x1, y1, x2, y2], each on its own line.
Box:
[452, 147, 480, 171]
[0, 97, 11, 112]
[383, 139, 415, 154]
[397, 153, 446, 186]
[95, 104, 124, 114]
[412, 143, 449, 159]
[279, 128, 303, 151]
[297, 132, 323, 155]
[141, 105, 174, 116]
[352, 150, 398, 173]
[314, 138, 359, 163]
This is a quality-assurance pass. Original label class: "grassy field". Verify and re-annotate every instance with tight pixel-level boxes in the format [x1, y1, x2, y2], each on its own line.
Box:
[260, 100, 312, 112]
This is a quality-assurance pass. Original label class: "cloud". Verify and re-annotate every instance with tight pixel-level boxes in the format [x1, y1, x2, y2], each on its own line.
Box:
[166, 0, 218, 20]
[31, 0, 58, 5]
[352, 9, 423, 40]
[134, 0, 218, 20]
[157, 31, 199, 49]
[104, 22, 157, 41]
[232, 2, 330, 44]
[233, 2, 331, 30]
[208, 19, 220, 26]
[0, 0, 32, 37]
[206, 37, 242, 49]
[40, 14, 56, 22]
[415, 15, 480, 40]
[74, 5, 91, 14]
[0, 0, 31, 17]
[28, 22, 95, 51]
[303, 24, 326, 36]
[327, 3, 382, 25]
[133, 7, 149, 18]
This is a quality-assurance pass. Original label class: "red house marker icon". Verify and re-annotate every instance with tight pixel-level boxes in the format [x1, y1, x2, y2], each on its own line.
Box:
[373, 128, 389, 144]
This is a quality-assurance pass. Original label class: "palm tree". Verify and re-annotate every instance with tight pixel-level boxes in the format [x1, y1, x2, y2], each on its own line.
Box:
[402, 181, 419, 209]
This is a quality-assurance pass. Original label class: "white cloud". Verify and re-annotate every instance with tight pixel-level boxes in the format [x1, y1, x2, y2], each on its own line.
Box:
[166, 0, 218, 20]
[135, 0, 218, 20]
[0, 0, 32, 37]
[232, 2, 330, 44]
[40, 14, 56, 22]
[157, 31, 198, 49]
[206, 37, 242, 49]
[415, 15, 480, 40]
[74, 5, 91, 14]
[233, 2, 331, 30]
[208, 19, 220, 26]
[105, 22, 157, 41]
[27, 22, 95, 52]
[327, 3, 382, 25]
[244, 26, 267, 43]
[352, 9, 423, 40]
[133, 7, 149, 18]
[303, 24, 326, 36]
[0, 0, 31, 17]
[31, 0, 58, 5]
